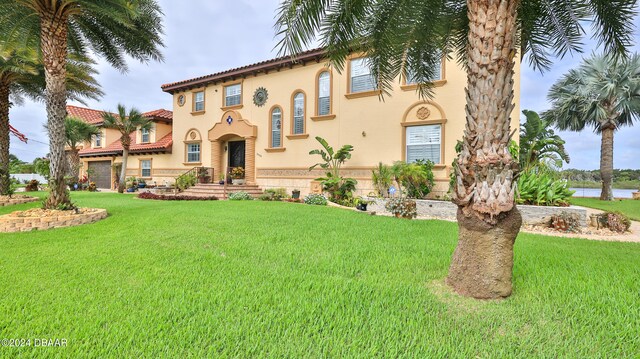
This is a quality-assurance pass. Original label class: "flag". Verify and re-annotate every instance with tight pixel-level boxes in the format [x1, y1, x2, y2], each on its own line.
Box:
[9, 124, 28, 143]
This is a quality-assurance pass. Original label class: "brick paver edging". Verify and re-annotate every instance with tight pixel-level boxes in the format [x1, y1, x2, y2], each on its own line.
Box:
[0, 196, 39, 207]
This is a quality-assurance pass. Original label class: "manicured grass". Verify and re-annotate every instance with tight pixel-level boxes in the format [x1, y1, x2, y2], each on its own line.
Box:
[570, 197, 640, 221]
[1, 192, 639, 357]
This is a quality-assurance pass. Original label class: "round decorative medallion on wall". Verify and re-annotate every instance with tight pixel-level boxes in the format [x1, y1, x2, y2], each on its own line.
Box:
[253, 87, 268, 107]
[178, 94, 186, 107]
[417, 106, 431, 120]
[189, 131, 196, 140]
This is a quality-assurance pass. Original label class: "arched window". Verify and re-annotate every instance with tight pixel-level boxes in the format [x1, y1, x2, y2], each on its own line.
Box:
[270, 107, 282, 148]
[292, 92, 305, 134]
[317, 71, 331, 116]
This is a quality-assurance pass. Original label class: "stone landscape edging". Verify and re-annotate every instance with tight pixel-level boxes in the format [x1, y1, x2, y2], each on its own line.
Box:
[0, 196, 39, 207]
[0, 208, 108, 233]
[365, 197, 587, 227]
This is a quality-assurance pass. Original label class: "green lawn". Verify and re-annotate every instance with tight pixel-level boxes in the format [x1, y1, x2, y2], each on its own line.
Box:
[570, 197, 640, 221]
[1, 192, 639, 357]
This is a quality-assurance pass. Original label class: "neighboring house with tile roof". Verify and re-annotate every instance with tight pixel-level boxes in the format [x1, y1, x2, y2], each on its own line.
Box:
[74, 48, 521, 195]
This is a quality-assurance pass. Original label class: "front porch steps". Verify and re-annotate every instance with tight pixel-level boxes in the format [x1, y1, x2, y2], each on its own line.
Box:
[180, 183, 263, 199]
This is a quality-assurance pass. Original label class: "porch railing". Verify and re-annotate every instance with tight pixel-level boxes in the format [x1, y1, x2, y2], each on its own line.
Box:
[174, 166, 214, 192]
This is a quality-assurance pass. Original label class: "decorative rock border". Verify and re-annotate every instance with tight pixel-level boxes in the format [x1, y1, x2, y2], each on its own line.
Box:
[0, 195, 39, 207]
[0, 208, 108, 233]
[365, 197, 587, 227]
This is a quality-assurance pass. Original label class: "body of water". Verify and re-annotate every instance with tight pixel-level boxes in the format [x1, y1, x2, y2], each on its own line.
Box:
[570, 188, 636, 199]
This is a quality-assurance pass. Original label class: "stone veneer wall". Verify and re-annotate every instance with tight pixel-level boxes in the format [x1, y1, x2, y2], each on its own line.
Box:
[366, 198, 588, 227]
[0, 196, 39, 207]
[0, 209, 108, 233]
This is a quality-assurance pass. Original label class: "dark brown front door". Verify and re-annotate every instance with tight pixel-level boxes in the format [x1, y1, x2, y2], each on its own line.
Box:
[228, 141, 245, 168]
[88, 160, 111, 189]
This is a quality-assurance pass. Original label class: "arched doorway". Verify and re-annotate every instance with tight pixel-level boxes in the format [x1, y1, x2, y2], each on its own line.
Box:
[208, 110, 258, 184]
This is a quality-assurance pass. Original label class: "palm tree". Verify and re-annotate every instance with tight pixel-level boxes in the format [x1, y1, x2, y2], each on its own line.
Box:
[102, 104, 151, 193]
[0, 0, 164, 208]
[519, 110, 570, 171]
[64, 116, 99, 182]
[275, 0, 635, 298]
[545, 53, 640, 201]
[0, 45, 101, 195]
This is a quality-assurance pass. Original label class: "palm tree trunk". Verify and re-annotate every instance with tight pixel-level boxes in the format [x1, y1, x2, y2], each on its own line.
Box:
[119, 147, 129, 193]
[599, 126, 615, 201]
[0, 80, 11, 195]
[40, 10, 71, 209]
[68, 148, 81, 183]
[448, 0, 522, 299]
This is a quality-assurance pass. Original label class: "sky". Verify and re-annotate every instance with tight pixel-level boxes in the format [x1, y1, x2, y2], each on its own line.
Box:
[8, 0, 640, 170]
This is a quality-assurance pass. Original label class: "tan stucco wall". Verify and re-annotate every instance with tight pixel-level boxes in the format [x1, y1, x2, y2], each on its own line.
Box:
[80, 54, 521, 196]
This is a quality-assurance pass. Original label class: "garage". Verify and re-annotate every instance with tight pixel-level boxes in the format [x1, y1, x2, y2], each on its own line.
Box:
[88, 161, 112, 189]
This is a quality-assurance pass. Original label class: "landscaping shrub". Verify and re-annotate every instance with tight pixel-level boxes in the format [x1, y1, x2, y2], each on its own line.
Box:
[259, 188, 289, 201]
[304, 193, 327, 205]
[371, 162, 393, 197]
[25, 180, 39, 192]
[138, 192, 218, 201]
[605, 211, 631, 233]
[550, 212, 581, 233]
[392, 160, 435, 199]
[385, 197, 417, 219]
[228, 191, 253, 201]
[309, 136, 357, 203]
[176, 173, 197, 191]
[517, 167, 574, 206]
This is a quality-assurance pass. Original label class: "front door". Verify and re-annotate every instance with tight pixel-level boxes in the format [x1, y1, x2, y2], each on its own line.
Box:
[228, 140, 246, 169]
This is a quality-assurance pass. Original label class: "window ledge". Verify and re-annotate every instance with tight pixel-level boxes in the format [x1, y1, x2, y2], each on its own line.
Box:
[311, 114, 336, 121]
[183, 162, 202, 166]
[286, 134, 309, 140]
[265, 147, 286, 153]
[191, 110, 206, 116]
[345, 90, 381, 99]
[221, 104, 243, 111]
[401, 79, 447, 91]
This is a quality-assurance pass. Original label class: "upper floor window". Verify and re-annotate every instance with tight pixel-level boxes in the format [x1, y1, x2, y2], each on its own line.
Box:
[317, 71, 331, 116]
[94, 132, 102, 147]
[292, 92, 305, 134]
[186, 143, 201, 163]
[140, 160, 152, 177]
[350, 57, 377, 93]
[224, 83, 242, 107]
[406, 124, 441, 164]
[271, 107, 282, 148]
[406, 56, 443, 85]
[141, 128, 150, 143]
[193, 91, 205, 112]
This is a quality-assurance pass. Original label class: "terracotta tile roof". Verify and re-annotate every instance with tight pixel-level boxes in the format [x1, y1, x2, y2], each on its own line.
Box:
[67, 105, 113, 125]
[142, 109, 173, 123]
[161, 47, 326, 93]
[79, 132, 173, 157]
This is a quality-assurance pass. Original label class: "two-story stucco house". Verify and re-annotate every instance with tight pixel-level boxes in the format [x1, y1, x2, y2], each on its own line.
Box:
[75, 48, 521, 196]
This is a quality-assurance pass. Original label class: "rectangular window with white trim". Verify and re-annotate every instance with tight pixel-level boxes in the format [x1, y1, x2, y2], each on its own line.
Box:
[407, 56, 443, 84]
[350, 57, 377, 93]
[94, 132, 102, 147]
[141, 128, 150, 143]
[224, 84, 242, 107]
[187, 143, 201, 163]
[194, 91, 205, 112]
[141, 160, 152, 177]
[406, 125, 441, 164]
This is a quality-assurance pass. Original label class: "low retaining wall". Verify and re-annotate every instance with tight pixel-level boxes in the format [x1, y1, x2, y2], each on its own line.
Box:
[0, 196, 39, 207]
[365, 198, 588, 227]
[0, 208, 108, 233]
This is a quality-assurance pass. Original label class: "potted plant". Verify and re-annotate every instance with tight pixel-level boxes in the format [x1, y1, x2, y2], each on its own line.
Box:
[355, 197, 372, 211]
[292, 189, 301, 199]
[88, 182, 97, 192]
[230, 167, 245, 185]
[197, 167, 210, 184]
[138, 178, 147, 188]
[126, 176, 137, 192]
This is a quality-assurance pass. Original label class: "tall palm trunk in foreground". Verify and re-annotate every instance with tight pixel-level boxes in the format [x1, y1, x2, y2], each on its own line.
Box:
[448, 0, 521, 298]
[0, 78, 10, 194]
[600, 126, 614, 201]
[40, 10, 71, 208]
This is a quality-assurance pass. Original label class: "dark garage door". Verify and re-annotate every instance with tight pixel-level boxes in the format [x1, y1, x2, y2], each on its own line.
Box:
[88, 161, 112, 189]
